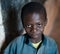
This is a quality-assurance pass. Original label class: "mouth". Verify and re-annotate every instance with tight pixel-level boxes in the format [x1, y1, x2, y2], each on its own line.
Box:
[29, 33, 39, 37]
[30, 32, 40, 35]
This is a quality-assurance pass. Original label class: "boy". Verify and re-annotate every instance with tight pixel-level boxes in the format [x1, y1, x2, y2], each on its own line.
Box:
[4, 2, 58, 54]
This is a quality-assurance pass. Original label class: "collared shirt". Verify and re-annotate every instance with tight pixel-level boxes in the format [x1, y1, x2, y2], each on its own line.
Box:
[32, 40, 42, 48]
[4, 34, 59, 54]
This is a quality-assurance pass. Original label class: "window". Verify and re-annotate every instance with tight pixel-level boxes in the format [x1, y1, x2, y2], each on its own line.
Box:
[0, 2, 5, 49]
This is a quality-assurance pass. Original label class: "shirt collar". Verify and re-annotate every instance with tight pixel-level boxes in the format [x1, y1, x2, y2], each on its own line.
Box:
[24, 33, 47, 46]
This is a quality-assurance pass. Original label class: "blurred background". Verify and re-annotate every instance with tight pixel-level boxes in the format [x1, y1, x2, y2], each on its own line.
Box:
[0, 0, 60, 54]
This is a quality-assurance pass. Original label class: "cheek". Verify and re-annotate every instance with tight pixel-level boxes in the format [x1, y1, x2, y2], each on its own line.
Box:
[38, 27, 44, 32]
[24, 28, 30, 33]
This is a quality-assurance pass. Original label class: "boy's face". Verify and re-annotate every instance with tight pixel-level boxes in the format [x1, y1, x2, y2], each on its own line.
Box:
[23, 12, 47, 40]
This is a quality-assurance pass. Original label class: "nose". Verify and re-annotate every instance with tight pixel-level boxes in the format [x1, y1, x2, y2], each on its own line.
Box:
[32, 25, 37, 32]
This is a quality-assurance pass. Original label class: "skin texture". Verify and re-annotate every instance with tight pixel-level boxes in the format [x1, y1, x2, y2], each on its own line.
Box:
[23, 12, 47, 43]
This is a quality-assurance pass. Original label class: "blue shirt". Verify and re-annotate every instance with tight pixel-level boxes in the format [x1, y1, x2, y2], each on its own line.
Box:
[4, 34, 58, 54]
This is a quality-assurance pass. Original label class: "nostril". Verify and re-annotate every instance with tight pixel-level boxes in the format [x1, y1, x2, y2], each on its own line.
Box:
[31, 28, 37, 33]
[32, 25, 37, 32]
[34, 29, 37, 32]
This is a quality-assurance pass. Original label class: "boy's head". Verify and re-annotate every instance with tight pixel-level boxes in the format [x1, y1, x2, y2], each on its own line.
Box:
[21, 2, 47, 42]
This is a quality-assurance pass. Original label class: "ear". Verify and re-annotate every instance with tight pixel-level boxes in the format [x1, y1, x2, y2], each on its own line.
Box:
[44, 20, 47, 26]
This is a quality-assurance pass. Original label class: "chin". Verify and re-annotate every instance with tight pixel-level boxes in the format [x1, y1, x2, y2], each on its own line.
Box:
[31, 35, 39, 39]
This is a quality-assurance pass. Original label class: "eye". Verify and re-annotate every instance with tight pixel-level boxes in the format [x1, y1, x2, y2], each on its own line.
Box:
[37, 23, 42, 27]
[26, 24, 32, 28]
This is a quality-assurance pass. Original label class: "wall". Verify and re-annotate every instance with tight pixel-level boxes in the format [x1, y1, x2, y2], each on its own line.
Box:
[44, 0, 60, 53]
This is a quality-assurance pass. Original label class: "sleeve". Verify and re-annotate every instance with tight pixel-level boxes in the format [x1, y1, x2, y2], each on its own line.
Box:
[55, 43, 59, 54]
[3, 41, 16, 54]
[3, 36, 24, 54]
[48, 36, 59, 54]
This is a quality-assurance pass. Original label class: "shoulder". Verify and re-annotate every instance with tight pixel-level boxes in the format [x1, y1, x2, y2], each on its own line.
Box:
[4, 35, 25, 53]
[14, 35, 25, 43]
[44, 35, 58, 50]
[8, 34, 25, 45]
[43, 36, 59, 54]
[45, 36, 57, 45]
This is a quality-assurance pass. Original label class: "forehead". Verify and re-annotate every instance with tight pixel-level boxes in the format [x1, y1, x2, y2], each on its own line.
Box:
[23, 12, 45, 23]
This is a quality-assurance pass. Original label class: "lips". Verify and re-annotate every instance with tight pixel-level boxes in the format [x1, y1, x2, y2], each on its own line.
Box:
[30, 33, 39, 36]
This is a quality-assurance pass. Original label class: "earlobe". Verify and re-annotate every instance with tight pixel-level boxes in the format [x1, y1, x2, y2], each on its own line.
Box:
[44, 21, 47, 26]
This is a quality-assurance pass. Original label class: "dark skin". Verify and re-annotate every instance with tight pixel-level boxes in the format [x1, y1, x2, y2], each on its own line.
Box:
[23, 12, 47, 43]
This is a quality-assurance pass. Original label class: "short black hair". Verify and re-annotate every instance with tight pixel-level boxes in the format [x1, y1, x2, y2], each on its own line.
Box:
[21, 2, 47, 22]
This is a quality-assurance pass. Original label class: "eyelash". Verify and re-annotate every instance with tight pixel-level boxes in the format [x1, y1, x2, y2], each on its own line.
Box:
[26, 24, 32, 28]
[37, 24, 42, 26]
[26, 24, 42, 28]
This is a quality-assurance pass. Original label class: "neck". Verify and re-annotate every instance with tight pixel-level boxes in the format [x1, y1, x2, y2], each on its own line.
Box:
[30, 36, 42, 43]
